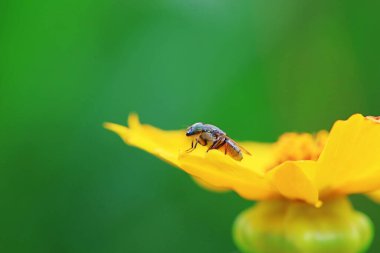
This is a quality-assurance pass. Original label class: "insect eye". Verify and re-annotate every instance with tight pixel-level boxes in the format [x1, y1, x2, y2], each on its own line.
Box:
[186, 127, 195, 136]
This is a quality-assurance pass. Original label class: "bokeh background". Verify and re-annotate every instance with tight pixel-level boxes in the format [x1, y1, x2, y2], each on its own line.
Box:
[1, 0, 380, 252]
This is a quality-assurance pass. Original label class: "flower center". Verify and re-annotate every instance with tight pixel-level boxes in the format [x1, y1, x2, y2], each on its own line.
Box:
[366, 115, 380, 123]
[267, 131, 328, 171]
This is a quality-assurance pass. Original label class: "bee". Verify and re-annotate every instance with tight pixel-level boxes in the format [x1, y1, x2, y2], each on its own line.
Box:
[185, 122, 251, 161]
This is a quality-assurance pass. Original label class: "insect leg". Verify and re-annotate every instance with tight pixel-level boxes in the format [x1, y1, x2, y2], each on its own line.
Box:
[207, 137, 225, 152]
[186, 139, 199, 153]
[214, 138, 226, 150]
[186, 140, 194, 153]
[198, 136, 207, 146]
[207, 141, 217, 152]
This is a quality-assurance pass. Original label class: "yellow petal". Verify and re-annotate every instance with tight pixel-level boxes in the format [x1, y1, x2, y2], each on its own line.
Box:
[367, 190, 380, 203]
[191, 177, 230, 193]
[239, 142, 277, 174]
[267, 161, 321, 207]
[104, 114, 277, 200]
[189, 142, 277, 196]
[316, 114, 380, 196]
[104, 114, 185, 167]
[179, 153, 277, 200]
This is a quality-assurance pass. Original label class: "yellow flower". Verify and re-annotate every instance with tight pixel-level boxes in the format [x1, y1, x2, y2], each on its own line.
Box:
[104, 113, 380, 207]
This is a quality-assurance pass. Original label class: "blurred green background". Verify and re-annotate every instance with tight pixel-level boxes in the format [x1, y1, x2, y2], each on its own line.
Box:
[1, 0, 380, 252]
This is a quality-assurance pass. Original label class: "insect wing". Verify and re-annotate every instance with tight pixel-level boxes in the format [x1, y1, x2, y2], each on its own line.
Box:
[229, 138, 252, 156]
[238, 144, 252, 155]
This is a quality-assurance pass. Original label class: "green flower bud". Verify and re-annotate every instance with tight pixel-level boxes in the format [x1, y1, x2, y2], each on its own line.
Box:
[233, 198, 373, 253]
